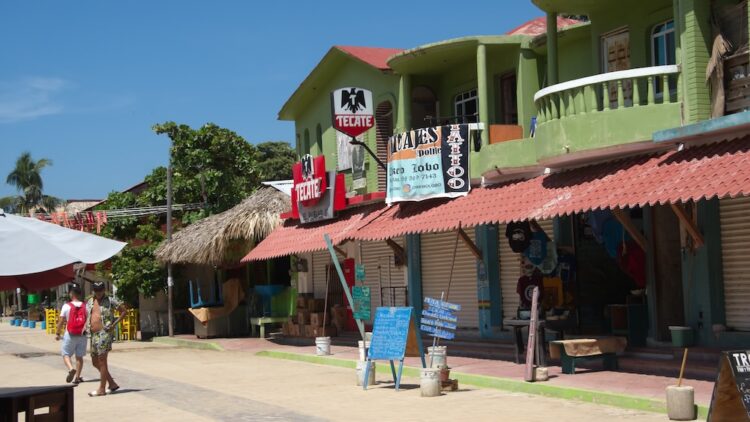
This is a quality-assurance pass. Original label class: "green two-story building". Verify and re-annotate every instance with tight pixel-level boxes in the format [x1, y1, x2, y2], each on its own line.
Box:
[250, 2, 750, 350]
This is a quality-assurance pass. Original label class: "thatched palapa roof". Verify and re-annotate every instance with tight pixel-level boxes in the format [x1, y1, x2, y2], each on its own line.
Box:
[155, 187, 290, 266]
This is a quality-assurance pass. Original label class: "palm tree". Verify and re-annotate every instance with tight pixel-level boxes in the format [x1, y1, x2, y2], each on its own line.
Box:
[1, 152, 63, 214]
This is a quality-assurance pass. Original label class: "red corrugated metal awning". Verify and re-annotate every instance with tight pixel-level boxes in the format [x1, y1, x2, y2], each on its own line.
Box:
[241, 204, 388, 262]
[353, 137, 750, 241]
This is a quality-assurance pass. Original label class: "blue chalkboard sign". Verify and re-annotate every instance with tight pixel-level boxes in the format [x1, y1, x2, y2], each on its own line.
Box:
[363, 306, 425, 392]
[369, 307, 412, 360]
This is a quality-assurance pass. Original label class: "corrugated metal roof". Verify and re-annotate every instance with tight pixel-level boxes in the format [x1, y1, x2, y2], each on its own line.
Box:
[241, 203, 388, 261]
[335, 46, 403, 70]
[353, 137, 750, 240]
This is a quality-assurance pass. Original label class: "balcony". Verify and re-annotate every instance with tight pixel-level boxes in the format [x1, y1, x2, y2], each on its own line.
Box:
[533, 65, 682, 168]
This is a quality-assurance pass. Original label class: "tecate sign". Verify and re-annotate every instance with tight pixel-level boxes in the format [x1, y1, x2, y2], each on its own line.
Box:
[331, 87, 374, 138]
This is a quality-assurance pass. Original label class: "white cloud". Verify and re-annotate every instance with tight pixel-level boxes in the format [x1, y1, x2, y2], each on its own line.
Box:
[0, 77, 67, 123]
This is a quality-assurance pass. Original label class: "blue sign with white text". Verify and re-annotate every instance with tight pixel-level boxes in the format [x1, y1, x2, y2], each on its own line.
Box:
[368, 307, 413, 360]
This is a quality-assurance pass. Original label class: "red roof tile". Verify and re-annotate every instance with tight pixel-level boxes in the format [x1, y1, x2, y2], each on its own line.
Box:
[335, 46, 403, 70]
[506, 16, 581, 36]
[241, 204, 389, 261]
[353, 137, 750, 240]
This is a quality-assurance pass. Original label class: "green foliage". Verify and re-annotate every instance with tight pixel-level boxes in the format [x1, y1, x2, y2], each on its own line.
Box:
[1, 152, 62, 213]
[97, 191, 139, 240]
[100, 122, 266, 304]
[256, 141, 296, 181]
[151, 122, 260, 213]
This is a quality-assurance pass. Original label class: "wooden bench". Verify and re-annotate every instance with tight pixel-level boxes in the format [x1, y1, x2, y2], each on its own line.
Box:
[550, 338, 625, 375]
[250, 316, 289, 338]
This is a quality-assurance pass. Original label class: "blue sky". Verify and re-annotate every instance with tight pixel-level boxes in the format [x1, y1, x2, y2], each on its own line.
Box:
[0, 1, 542, 200]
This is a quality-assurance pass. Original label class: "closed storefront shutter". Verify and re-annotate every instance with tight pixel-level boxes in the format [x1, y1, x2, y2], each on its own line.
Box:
[360, 238, 406, 323]
[421, 228, 479, 329]
[312, 249, 344, 300]
[720, 197, 750, 331]
[499, 220, 555, 320]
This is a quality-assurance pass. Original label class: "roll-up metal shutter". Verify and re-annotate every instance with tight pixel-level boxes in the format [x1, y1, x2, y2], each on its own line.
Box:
[499, 220, 555, 320]
[421, 228, 479, 329]
[720, 197, 750, 331]
[312, 249, 344, 300]
[360, 238, 406, 323]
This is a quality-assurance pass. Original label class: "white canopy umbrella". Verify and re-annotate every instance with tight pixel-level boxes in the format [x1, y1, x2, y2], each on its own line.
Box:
[0, 209, 126, 277]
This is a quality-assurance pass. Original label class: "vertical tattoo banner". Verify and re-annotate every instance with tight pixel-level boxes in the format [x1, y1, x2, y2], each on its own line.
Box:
[386, 124, 470, 204]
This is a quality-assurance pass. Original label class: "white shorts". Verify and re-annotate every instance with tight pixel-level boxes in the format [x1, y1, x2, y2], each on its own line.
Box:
[61, 332, 87, 357]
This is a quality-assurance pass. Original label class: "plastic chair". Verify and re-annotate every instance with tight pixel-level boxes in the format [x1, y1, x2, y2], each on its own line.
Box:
[189, 278, 224, 309]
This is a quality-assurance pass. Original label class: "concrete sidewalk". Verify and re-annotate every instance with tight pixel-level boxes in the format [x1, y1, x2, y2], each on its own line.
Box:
[156, 334, 715, 418]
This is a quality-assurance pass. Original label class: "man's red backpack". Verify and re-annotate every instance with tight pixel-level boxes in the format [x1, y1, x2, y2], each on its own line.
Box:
[67, 303, 86, 335]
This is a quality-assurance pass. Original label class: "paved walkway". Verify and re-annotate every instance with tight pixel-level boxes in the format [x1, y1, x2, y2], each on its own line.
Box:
[168, 334, 716, 408]
[0, 324, 677, 421]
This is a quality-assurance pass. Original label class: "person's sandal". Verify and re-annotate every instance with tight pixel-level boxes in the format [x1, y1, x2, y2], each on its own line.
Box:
[72, 377, 83, 385]
[88, 391, 106, 397]
[66, 369, 76, 383]
[105, 385, 120, 394]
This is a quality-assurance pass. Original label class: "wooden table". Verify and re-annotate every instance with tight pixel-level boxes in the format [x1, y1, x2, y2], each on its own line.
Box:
[503, 319, 546, 366]
[0, 385, 74, 422]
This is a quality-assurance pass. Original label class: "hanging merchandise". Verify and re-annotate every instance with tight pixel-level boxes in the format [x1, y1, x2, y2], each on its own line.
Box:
[587, 209, 611, 243]
[517, 256, 543, 309]
[536, 240, 558, 275]
[618, 240, 646, 289]
[505, 221, 532, 253]
[524, 231, 547, 266]
[602, 218, 625, 258]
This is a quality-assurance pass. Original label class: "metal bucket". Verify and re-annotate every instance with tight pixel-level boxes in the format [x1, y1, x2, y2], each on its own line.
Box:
[315, 337, 331, 356]
[356, 360, 376, 386]
[358, 341, 371, 361]
[420, 368, 441, 397]
[428, 346, 447, 368]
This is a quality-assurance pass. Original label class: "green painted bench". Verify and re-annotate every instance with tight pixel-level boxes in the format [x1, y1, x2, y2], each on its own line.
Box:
[550, 339, 623, 375]
[250, 316, 289, 339]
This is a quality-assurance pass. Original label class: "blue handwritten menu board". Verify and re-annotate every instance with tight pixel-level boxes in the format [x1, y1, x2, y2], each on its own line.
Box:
[368, 307, 412, 360]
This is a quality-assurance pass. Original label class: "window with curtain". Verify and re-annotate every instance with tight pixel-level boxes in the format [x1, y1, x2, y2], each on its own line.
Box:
[652, 20, 676, 96]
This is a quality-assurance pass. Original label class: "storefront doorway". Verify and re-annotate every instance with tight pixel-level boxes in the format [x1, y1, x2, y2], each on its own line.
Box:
[651, 204, 685, 340]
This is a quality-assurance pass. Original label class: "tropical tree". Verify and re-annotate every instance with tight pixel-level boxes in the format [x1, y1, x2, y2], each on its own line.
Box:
[1, 152, 62, 214]
[256, 141, 296, 181]
[98, 122, 263, 305]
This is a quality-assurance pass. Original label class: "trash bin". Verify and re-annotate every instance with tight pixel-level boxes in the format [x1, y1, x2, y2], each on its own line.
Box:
[669, 326, 694, 347]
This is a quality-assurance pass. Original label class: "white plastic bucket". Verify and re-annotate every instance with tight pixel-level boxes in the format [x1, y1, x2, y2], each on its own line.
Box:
[315, 337, 331, 356]
[420, 368, 441, 397]
[358, 340, 371, 361]
[356, 360, 376, 386]
[428, 346, 447, 368]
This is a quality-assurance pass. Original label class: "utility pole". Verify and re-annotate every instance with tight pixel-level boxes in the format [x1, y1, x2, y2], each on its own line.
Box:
[166, 144, 174, 337]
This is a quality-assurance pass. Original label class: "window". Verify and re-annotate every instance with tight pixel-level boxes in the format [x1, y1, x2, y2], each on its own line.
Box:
[454, 89, 478, 124]
[303, 129, 310, 154]
[652, 20, 676, 97]
[499, 73, 518, 124]
[651, 20, 676, 67]
[315, 124, 323, 154]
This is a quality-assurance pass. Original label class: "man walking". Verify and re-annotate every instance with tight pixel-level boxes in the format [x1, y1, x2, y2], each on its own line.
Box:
[86, 281, 127, 397]
[55, 285, 87, 384]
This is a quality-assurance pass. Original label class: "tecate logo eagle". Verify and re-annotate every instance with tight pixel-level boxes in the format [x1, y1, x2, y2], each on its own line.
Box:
[340, 88, 367, 113]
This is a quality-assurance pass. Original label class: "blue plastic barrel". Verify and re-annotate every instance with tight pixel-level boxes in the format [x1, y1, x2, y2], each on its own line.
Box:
[41, 321, 46, 330]
[21, 319, 28, 327]
[28, 320, 36, 329]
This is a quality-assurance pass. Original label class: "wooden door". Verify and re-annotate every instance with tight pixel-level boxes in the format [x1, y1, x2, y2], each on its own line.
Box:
[601, 30, 631, 107]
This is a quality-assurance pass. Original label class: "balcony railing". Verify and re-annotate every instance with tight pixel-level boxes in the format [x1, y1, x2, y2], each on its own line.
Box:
[534, 65, 681, 123]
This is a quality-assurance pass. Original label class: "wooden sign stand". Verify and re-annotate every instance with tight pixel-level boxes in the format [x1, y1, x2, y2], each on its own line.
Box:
[524, 286, 540, 382]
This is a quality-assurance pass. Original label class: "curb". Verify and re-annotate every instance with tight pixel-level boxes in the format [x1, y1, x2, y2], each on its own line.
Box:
[152, 336, 224, 351]
[256, 350, 709, 419]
